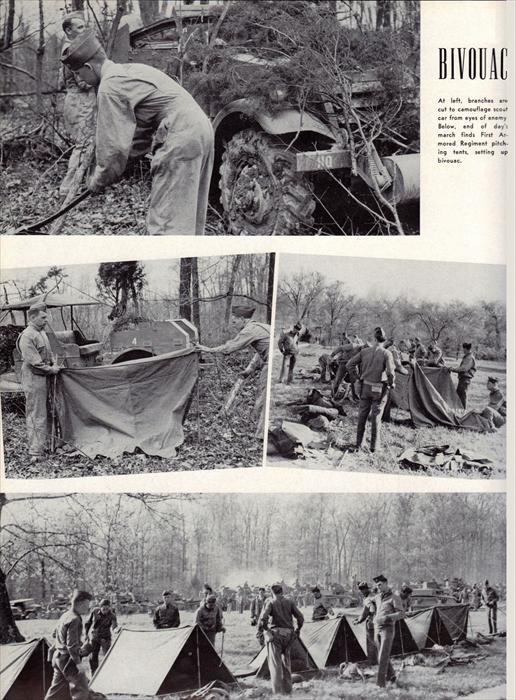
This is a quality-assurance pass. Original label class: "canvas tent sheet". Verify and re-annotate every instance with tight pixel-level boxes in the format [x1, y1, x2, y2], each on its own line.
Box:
[406, 608, 454, 650]
[301, 617, 367, 667]
[249, 634, 318, 678]
[0, 638, 52, 700]
[391, 365, 463, 412]
[57, 348, 198, 458]
[352, 618, 418, 658]
[435, 604, 469, 641]
[392, 364, 491, 432]
[89, 626, 235, 696]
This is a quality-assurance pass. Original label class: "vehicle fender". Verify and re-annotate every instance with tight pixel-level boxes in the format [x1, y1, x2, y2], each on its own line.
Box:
[213, 99, 336, 141]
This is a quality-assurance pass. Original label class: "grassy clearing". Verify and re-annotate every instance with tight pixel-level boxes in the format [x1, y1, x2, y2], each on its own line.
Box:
[17, 609, 505, 699]
[267, 342, 506, 479]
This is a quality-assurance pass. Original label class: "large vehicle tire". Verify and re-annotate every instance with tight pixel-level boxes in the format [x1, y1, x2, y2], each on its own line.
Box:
[220, 129, 316, 235]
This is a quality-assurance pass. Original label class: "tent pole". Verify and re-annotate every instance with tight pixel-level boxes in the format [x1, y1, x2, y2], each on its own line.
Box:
[196, 627, 202, 689]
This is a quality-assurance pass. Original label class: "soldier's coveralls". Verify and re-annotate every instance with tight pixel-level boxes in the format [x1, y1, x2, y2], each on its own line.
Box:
[355, 595, 378, 664]
[373, 589, 404, 688]
[259, 596, 304, 695]
[454, 351, 477, 408]
[89, 60, 214, 235]
[153, 602, 180, 629]
[59, 45, 96, 195]
[211, 320, 270, 437]
[17, 324, 56, 456]
[251, 595, 266, 646]
[84, 607, 118, 673]
[44, 609, 89, 700]
[482, 586, 499, 634]
[482, 387, 506, 428]
[278, 330, 299, 384]
[347, 345, 395, 452]
[195, 603, 224, 646]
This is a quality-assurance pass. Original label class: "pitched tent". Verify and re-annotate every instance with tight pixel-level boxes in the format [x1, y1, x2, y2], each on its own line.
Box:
[0, 638, 52, 700]
[405, 608, 454, 650]
[353, 618, 418, 658]
[89, 626, 236, 697]
[301, 617, 367, 668]
[435, 604, 469, 642]
[249, 634, 318, 679]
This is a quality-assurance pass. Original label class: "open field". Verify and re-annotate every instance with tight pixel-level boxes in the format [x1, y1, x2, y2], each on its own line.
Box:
[267, 342, 506, 478]
[1, 353, 263, 478]
[16, 607, 506, 699]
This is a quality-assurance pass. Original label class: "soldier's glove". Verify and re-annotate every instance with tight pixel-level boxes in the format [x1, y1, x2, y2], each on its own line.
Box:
[264, 630, 274, 643]
[79, 642, 92, 657]
[251, 618, 257, 626]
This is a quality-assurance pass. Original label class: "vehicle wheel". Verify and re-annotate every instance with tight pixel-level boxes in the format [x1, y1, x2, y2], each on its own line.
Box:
[220, 128, 316, 235]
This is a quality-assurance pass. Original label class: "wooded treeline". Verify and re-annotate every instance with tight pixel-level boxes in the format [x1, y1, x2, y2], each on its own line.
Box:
[1, 493, 506, 609]
[1, 254, 274, 349]
[277, 271, 506, 360]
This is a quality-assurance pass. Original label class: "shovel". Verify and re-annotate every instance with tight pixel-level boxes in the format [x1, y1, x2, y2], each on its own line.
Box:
[12, 190, 91, 234]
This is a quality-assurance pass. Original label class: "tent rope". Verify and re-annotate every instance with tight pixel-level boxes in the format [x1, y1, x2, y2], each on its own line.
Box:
[196, 626, 201, 689]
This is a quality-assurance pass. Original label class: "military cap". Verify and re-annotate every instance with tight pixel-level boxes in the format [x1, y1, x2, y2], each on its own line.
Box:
[487, 376, 498, 383]
[357, 581, 370, 590]
[100, 598, 111, 607]
[231, 304, 255, 319]
[400, 585, 413, 595]
[162, 590, 171, 596]
[271, 583, 283, 594]
[72, 589, 93, 603]
[62, 11, 85, 28]
[311, 586, 320, 593]
[462, 342, 472, 350]
[372, 574, 387, 583]
[62, 30, 102, 71]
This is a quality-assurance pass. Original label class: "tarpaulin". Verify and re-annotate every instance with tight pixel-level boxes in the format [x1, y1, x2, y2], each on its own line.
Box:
[408, 364, 492, 432]
[390, 365, 463, 412]
[57, 348, 198, 458]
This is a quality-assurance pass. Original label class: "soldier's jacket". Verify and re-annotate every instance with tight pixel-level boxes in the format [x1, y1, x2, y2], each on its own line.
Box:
[331, 341, 361, 365]
[278, 330, 299, 356]
[195, 604, 224, 635]
[84, 607, 118, 640]
[212, 321, 270, 362]
[346, 345, 395, 386]
[312, 600, 333, 621]
[388, 345, 409, 375]
[52, 609, 84, 663]
[457, 352, 476, 379]
[425, 346, 445, 366]
[259, 595, 304, 631]
[250, 596, 266, 620]
[373, 589, 404, 630]
[17, 324, 54, 375]
[153, 602, 180, 629]
[482, 587, 499, 607]
[488, 388, 506, 416]
[356, 594, 376, 629]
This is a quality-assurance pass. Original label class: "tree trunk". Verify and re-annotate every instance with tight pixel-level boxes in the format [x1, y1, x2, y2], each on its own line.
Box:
[179, 258, 192, 321]
[35, 0, 45, 113]
[139, 0, 161, 25]
[266, 254, 275, 324]
[224, 255, 242, 331]
[191, 257, 201, 341]
[0, 566, 25, 643]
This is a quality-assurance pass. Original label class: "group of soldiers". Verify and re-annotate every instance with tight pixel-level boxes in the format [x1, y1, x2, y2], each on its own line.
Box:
[58, 12, 214, 234]
[17, 300, 269, 460]
[38, 571, 503, 699]
[278, 323, 506, 452]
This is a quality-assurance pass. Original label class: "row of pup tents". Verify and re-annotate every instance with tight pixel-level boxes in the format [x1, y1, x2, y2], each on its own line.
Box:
[1, 607, 469, 698]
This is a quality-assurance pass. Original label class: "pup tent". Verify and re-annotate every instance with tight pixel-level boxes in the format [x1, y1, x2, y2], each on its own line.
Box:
[352, 617, 418, 659]
[89, 626, 236, 697]
[301, 617, 367, 667]
[248, 634, 318, 678]
[435, 604, 469, 642]
[0, 638, 52, 700]
[391, 364, 491, 432]
[405, 608, 455, 650]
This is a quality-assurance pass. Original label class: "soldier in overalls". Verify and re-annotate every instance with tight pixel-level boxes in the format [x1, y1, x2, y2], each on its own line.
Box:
[353, 581, 378, 664]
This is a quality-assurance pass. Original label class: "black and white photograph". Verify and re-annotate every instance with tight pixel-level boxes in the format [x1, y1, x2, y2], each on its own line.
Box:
[0, 253, 273, 477]
[1, 0, 420, 236]
[0, 492, 507, 699]
[268, 254, 506, 479]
